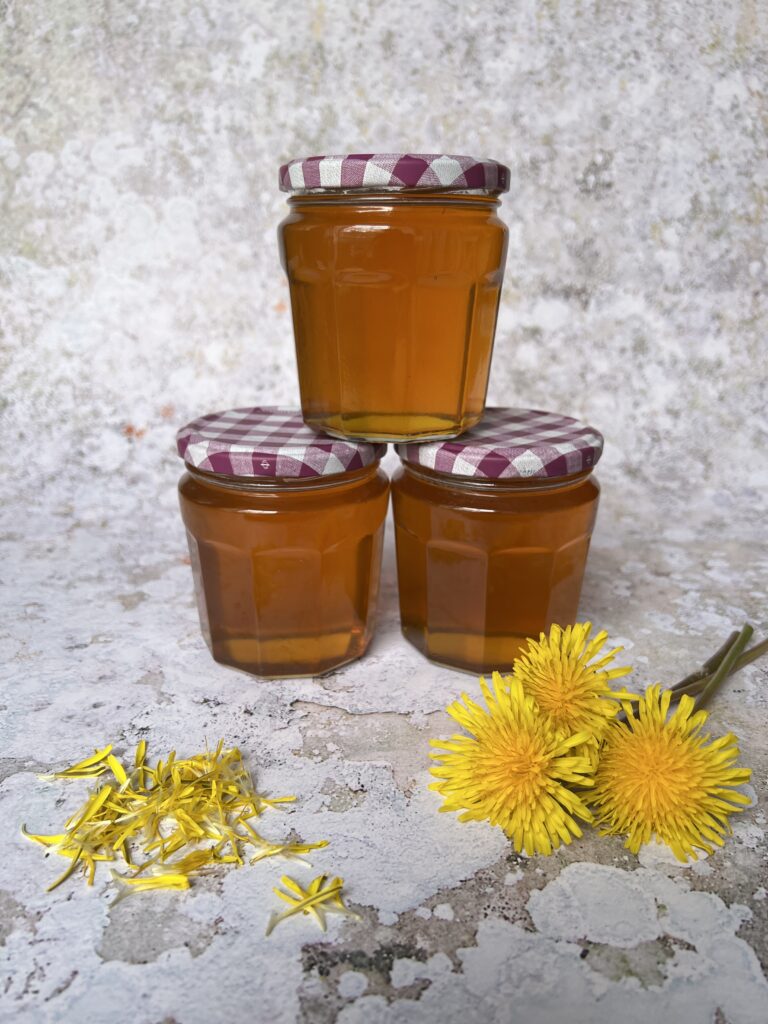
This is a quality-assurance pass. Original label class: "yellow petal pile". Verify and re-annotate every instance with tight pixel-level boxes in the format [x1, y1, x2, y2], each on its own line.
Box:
[265, 874, 358, 936]
[591, 685, 752, 860]
[430, 673, 595, 856]
[24, 740, 327, 895]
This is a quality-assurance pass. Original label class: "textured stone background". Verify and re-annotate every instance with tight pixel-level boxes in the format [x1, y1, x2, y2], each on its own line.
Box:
[2, 2, 768, 1022]
[2, 0, 767, 501]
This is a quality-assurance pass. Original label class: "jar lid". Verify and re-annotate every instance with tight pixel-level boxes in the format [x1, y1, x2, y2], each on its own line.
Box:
[396, 407, 603, 481]
[176, 407, 386, 479]
[279, 153, 510, 193]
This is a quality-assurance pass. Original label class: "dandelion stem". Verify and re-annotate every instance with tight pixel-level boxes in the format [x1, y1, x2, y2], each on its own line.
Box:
[669, 633, 768, 702]
[670, 630, 740, 693]
[695, 624, 754, 711]
[731, 635, 768, 672]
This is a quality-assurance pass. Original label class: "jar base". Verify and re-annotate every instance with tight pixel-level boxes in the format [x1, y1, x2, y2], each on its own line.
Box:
[208, 629, 371, 679]
[305, 411, 482, 443]
[401, 623, 535, 675]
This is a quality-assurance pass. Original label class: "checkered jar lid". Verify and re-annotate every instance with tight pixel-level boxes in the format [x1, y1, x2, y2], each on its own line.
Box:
[396, 408, 604, 481]
[176, 407, 386, 479]
[279, 153, 510, 193]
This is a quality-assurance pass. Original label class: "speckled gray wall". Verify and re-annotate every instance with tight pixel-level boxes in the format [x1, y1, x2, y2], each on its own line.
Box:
[2, 0, 767, 501]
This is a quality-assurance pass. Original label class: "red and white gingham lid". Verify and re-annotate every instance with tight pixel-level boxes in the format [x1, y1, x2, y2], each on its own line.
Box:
[177, 407, 386, 479]
[396, 408, 603, 480]
[279, 153, 510, 193]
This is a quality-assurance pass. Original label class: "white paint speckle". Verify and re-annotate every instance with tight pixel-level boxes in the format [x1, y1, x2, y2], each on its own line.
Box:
[639, 839, 701, 870]
[733, 822, 765, 850]
[391, 953, 454, 990]
[739, 784, 758, 809]
[528, 863, 660, 947]
[691, 859, 714, 877]
[390, 958, 420, 989]
[338, 971, 369, 999]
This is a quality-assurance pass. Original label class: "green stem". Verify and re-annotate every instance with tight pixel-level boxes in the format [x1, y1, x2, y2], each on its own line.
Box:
[669, 630, 740, 693]
[730, 635, 768, 673]
[615, 630, 767, 723]
[670, 679, 708, 699]
[672, 635, 768, 700]
[695, 624, 754, 710]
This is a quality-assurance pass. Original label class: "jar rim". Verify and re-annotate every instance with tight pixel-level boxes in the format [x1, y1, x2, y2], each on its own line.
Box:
[399, 461, 594, 493]
[286, 188, 501, 199]
[185, 462, 381, 492]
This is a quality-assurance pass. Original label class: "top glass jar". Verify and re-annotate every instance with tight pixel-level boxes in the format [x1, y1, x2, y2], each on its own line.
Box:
[278, 153, 510, 443]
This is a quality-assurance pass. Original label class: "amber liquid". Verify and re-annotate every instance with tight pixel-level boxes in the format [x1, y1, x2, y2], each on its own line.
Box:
[279, 192, 508, 441]
[179, 466, 389, 678]
[391, 464, 600, 674]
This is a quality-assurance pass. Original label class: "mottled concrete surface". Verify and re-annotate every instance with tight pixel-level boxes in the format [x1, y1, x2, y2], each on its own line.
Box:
[1, 1, 767, 1022]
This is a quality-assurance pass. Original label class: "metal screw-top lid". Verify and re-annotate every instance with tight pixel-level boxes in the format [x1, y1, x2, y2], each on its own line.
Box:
[279, 153, 510, 193]
[396, 408, 603, 480]
[177, 407, 386, 479]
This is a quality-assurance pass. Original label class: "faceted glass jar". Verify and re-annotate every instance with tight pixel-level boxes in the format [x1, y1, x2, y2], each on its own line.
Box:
[278, 191, 508, 442]
[391, 463, 600, 674]
[179, 463, 389, 678]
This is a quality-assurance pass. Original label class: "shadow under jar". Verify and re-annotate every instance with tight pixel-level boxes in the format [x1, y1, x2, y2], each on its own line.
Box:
[391, 407, 604, 674]
[278, 153, 510, 442]
[176, 407, 389, 678]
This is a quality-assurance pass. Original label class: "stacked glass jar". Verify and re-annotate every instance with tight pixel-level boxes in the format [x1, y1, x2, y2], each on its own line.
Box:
[176, 153, 604, 678]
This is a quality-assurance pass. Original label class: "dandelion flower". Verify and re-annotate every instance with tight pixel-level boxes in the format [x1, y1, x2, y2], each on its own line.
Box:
[591, 684, 752, 861]
[509, 622, 633, 745]
[430, 674, 595, 856]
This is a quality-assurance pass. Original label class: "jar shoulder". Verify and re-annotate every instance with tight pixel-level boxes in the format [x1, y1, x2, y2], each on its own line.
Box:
[179, 467, 389, 513]
[279, 203, 508, 232]
[391, 465, 599, 513]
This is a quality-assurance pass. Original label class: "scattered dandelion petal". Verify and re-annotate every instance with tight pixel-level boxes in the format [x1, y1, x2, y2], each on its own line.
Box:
[265, 874, 358, 937]
[25, 741, 327, 896]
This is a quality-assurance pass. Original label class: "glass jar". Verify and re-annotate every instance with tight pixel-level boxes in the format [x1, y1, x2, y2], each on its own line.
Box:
[278, 153, 510, 442]
[391, 408, 604, 674]
[176, 407, 389, 678]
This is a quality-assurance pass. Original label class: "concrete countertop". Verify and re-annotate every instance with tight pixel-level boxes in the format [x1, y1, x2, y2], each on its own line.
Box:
[2, 459, 767, 1023]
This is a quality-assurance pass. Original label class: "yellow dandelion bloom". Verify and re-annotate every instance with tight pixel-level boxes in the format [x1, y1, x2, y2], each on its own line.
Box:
[509, 622, 633, 745]
[591, 684, 752, 861]
[430, 673, 595, 856]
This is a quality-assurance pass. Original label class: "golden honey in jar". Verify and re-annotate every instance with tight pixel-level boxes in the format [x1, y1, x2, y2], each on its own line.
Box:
[391, 408, 604, 674]
[278, 153, 510, 442]
[176, 407, 389, 678]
